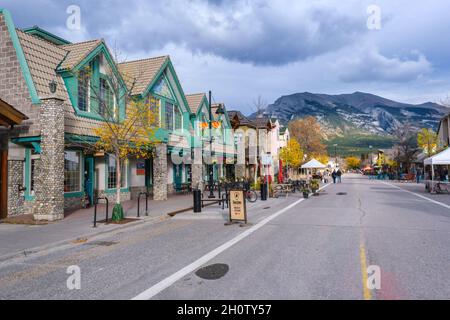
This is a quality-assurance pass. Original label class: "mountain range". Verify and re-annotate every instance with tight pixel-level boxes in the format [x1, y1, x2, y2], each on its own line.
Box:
[255, 92, 449, 138]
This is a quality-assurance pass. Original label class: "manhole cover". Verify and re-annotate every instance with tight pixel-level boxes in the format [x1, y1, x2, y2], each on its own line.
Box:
[337, 192, 347, 196]
[84, 241, 118, 247]
[195, 263, 229, 280]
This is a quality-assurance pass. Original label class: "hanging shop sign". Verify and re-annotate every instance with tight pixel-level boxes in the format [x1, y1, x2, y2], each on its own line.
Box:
[136, 161, 145, 176]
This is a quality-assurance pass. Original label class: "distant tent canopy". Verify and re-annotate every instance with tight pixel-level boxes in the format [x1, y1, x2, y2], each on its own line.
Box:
[301, 159, 327, 169]
[424, 148, 450, 166]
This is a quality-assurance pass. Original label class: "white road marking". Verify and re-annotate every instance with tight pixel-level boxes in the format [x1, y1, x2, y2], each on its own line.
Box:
[381, 182, 450, 210]
[131, 184, 332, 300]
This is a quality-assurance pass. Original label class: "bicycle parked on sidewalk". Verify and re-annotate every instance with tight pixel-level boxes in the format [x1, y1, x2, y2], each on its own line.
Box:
[245, 189, 258, 203]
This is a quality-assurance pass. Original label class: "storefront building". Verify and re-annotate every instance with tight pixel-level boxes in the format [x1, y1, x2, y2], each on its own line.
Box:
[0, 9, 235, 220]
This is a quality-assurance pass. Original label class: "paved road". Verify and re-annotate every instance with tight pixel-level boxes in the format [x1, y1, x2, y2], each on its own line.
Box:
[0, 174, 449, 300]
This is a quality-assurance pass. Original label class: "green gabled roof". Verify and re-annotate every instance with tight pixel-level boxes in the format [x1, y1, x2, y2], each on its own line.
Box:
[22, 26, 71, 45]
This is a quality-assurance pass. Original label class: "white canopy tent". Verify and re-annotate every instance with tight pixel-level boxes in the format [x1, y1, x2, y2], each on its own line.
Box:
[301, 159, 327, 169]
[423, 147, 450, 193]
[424, 148, 450, 166]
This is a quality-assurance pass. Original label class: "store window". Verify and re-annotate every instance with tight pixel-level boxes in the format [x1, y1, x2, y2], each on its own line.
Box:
[64, 151, 81, 193]
[107, 155, 128, 189]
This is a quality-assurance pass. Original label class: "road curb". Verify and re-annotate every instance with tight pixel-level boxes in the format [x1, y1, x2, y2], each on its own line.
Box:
[0, 213, 173, 264]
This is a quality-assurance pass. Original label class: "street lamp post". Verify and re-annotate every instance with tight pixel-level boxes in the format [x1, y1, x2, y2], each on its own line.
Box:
[208, 91, 215, 198]
[369, 145, 373, 166]
[207, 91, 225, 199]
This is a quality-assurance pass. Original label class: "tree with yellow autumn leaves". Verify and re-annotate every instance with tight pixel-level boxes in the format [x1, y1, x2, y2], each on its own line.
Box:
[280, 138, 304, 176]
[417, 128, 437, 157]
[94, 97, 158, 220]
[73, 63, 159, 221]
[345, 156, 361, 169]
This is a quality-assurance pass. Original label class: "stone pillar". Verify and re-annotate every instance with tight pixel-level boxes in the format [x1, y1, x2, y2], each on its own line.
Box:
[7, 160, 24, 216]
[153, 143, 167, 201]
[191, 147, 203, 190]
[7, 142, 25, 216]
[33, 97, 65, 221]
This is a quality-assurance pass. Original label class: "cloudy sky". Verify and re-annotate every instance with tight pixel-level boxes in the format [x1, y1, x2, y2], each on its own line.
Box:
[3, 0, 450, 114]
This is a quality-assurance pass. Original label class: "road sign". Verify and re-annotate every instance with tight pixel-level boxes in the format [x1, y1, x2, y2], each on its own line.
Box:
[229, 189, 247, 224]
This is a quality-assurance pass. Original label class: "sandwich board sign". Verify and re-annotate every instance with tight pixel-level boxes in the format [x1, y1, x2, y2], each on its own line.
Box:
[229, 189, 247, 224]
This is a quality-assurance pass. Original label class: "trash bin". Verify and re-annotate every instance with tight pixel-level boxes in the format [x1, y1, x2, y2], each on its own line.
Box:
[193, 189, 202, 213]
[260, 183, 268, 201]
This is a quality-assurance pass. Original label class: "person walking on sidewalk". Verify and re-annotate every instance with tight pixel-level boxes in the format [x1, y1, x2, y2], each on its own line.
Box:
[332, 170, 337, 184]
[337, 169, 342, 183]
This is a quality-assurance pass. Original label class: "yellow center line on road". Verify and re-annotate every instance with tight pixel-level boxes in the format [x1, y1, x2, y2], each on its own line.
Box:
[359, 241, 372, 300]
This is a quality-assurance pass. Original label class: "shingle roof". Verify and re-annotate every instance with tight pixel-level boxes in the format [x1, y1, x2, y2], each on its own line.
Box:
[185, 93, 206, 114]
[16, 29, 69, 99]
[252, 117, 272, 129]
[118, 56, 169, 96]
[16, 30, 108, 135]
[227, 110, 254, 127]
[59, 39, 102, 71]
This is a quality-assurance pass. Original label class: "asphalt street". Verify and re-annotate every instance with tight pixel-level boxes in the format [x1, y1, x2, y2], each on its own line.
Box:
[0, 174, 449, 300]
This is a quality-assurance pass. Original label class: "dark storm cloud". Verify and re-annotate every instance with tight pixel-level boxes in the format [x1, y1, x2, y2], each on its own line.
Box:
[2, 0, 367, 66]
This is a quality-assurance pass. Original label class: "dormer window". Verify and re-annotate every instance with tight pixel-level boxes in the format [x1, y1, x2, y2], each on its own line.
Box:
[165, 102, 174, 131]
[165, 102, 183, 131]
[78, 70, 90, 112]
[99, 77, 116, 119]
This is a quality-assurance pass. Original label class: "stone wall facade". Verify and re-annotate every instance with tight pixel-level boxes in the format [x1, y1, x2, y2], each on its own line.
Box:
[6, 160, 24, 216]
[64, 196, 85, 211]
[130, 186, 151, 200]
[96, 190, 131, 204]
[33, 97, 65, 221]
[153, 144, 167, 200]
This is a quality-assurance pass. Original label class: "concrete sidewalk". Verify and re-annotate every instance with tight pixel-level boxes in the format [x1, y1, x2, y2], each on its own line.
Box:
[0, 194, 193, 261]
[376, 180, 450, 206]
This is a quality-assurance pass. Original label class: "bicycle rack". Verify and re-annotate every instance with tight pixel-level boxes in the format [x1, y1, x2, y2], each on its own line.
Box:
[137, 192, 149, 217]
[93, 197, 109, 228]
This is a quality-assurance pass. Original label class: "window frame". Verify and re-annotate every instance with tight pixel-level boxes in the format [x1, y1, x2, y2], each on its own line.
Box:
[99, 76, 117, 120]
[77, 70, 91, 112]
[106, 155, 129, 191]
[64, 150, 83, 194]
